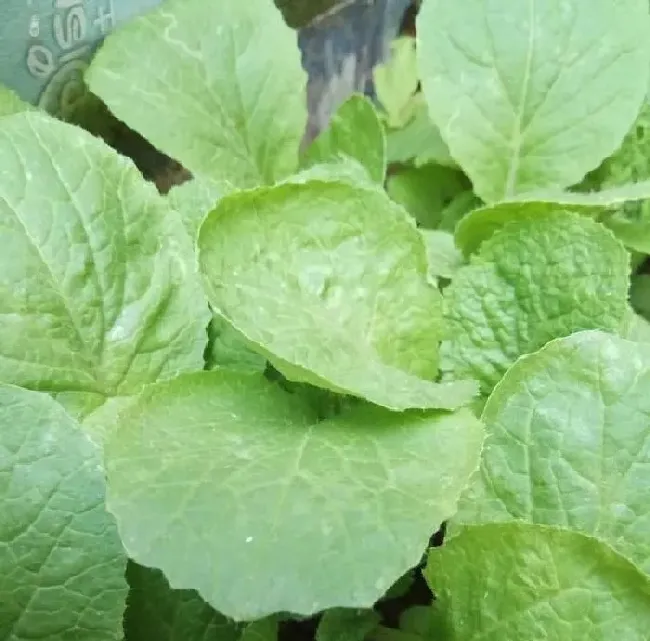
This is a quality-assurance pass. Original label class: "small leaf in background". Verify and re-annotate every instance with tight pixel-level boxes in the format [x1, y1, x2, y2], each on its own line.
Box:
[591, 100, 650, 252]
[124, 562, 243, 641]
[302, 95, 387, 184]
[286, 157, 377, 189]
[441, 212, 629, 391]
[87, 0, 307, 188]
[455, 181, 650, 254]
[425, 523, 650, 639]
[619, 308, 650, 343]
[315, 608, 381, 641]
[0, 385, 128, 640]
[167, 175, 231, 242]
[422, 230, 464, 281]
[198, 181, 477, 411]
[205, 315, 267, 374]
[417, 0, 650, 202]
[104, 370, 484, 620]
[373, 605, 447, 641]
[240, 616, 281, 641]
[0, 112, 209, 397]
[385, 97, 456, 168]
[379, 569, 416, 602]
[0, 84, 32, 117]
[374, 36, 420, 129]
[386, 164, 469, 229]
[453, 330, 650, 575]
[631, 273, 650, 318]
[437, 191, 483, 233]
[272, 0, 340, 28]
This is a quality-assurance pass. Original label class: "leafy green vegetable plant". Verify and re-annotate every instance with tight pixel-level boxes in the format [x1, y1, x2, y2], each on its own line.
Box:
[2, 0, 650, 638]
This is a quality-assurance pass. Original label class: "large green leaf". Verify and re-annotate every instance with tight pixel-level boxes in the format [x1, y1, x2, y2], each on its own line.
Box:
[104, 370, 484, 620]
[455, 181, 650, 254]
[198, 181, 477, 410]
[124, 563, 243, 641]
[453, 330, 650, 575]
[441, 211, 629, 391]
[416, 0, 650, 202]
[87, 0, 306, 188]
[425, 523, 650, 639]
[0, 384, 128, 640]
[302, 95, 386, 184]
[0, 111, 209, 396]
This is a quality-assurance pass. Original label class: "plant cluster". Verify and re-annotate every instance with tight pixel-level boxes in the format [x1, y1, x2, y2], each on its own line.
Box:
[2, 0, 650, 639]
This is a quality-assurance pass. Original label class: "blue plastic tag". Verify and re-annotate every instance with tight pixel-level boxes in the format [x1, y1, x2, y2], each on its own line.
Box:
[0, 0, 161, 114]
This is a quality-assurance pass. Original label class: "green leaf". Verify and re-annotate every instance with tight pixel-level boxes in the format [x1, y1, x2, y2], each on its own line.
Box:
[81, 396, 139, 448]
[441, 212, 629, 391]
[425, 523, 650, 639]
[453, 330, 650, 575]
[51, 391, 106, 423]
[302, 95, 387, 184]
[422, 230, 464, 281]
[167, 176, 231, 242]
[631, 274, 650, 320]
[87, 0, 306, 188]
[240, 617, 281, 641]
[198, 181, 477, 410]
[0, 112, 209, 397]
[373, 606, 446, 641]
[0, 85, 31, 117]
[206, 315, 267, 374]
[416, 0, 650, 202]
[124, 562, 243, 641]
[591, 101, 650, 252]
[374, 37, 420, 129]
[455, 181, 650, 255]
[0, 384, 128, 640]
[385, 98, 456, 168]
[386, 164, 469, 229]
[104, 370, 484, 620]
[380, 570, 416, 602]
[273, 0, 340, 29]
[316, 608, 381, 641]
[438, 191, 482, 234]
[619, 308, 650, 343]
[285, 157, 377, 189]
[51, 392, 137, 450]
